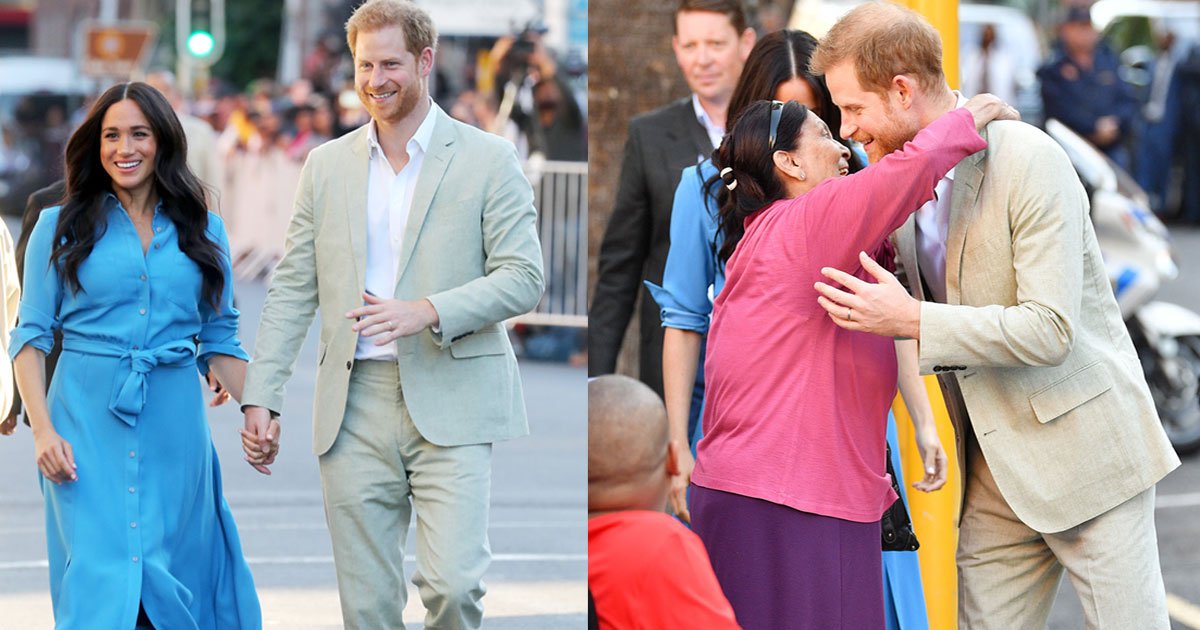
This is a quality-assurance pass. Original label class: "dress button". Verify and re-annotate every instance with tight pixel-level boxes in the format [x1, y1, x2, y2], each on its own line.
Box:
[132, 556, 139, 563]
[130, 522, 137, 529]
[154, 243, 161, 249]
[139, 274, 147, 281]
[156, 226, 163, 233]
[139, 309, 146, 315]
[128, 486, 136, 493]
[129, 451, 136, 458]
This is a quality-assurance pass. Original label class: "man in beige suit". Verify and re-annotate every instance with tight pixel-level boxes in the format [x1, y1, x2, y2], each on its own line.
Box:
[239, 1, 544, 628]
[810, 4, 1179, 628]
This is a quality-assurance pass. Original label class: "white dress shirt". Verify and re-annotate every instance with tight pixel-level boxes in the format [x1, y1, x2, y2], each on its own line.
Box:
[355, 102, 437, 360]
[692, 93, 724, 152]
[914, 94, 969, 304]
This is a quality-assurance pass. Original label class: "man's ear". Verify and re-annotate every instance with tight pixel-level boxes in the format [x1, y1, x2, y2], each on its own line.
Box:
[739, 27, 758, 60]
[773, 149, 806, 182]
[665, 439, 681, 477]
[891, 74, 918, 110]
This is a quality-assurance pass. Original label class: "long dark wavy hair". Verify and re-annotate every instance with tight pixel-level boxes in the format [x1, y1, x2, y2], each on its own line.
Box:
[709, 29, 864, 264]
[53, 82, 224, 307]
[712, 100, 808, 262]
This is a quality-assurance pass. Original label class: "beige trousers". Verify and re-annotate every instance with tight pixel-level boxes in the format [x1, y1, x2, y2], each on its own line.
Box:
[319, 360, 493, 630]
[957, 436, 1169, 630]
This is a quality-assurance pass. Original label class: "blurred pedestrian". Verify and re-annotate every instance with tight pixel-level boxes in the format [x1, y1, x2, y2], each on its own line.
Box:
[240, 1, 543, 627]
[961, 24, 1017, 105]
[1134, 28, 1181, 216]
[1176, 42, 1200, 224]
[1037, 6, 1138, 170]
[590, 0, 755, 399]
[588, 374, 739, 630]
[815, 5, 1179, 628]
[145, 70, 222, 203]
[9, 81, 261, 628]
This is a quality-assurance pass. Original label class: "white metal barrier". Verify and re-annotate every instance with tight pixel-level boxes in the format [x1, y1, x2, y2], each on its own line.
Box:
[515, 159, 588, 328]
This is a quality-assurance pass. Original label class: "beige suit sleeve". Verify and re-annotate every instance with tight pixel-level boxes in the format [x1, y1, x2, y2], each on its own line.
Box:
[242, 154, 321, 415]
[425, 140, 544, 347]
[0, 222, 18, 416]
[917, 135, 1089, 371]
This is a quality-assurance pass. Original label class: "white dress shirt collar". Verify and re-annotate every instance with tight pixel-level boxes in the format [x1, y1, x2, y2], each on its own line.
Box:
[691, 93, 725, 151]
[366, 99, 438, 161]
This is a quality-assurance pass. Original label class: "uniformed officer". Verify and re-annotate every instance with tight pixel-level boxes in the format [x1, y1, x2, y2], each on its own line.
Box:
[1037, 6, 1139, 170]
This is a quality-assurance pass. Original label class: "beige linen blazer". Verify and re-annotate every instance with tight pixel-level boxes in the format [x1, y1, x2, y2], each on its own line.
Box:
[243, 106, 544, 454]
[892, 120, 1179, 533]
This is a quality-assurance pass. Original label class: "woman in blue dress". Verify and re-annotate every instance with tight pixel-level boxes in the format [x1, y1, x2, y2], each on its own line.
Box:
[647, 30, 936, 629]
[10, 82, 263, 629]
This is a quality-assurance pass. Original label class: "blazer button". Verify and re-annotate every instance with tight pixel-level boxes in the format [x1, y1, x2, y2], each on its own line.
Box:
[345, 360, 352, 370]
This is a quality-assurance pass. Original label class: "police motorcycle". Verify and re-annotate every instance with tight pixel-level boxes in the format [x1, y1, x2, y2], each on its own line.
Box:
[1044, 118, 1200, 455]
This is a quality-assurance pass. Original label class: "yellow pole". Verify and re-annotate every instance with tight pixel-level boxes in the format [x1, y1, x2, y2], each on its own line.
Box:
[890, 2, 959, 629]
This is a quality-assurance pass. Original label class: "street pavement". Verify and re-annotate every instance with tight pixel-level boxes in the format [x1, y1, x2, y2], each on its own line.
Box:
[0, 271, 586, 629]
[1048, 225, 1200, 630]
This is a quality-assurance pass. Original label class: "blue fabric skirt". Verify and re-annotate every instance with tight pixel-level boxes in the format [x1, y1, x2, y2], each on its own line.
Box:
[42, 349, 261, 629]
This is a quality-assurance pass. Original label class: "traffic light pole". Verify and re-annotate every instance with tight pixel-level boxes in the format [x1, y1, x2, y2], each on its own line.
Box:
[175, 0, 225, 97]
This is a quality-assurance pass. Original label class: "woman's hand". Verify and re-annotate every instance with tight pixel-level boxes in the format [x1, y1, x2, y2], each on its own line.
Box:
[205, 372, 231, 407]
[669, 443, 695, 524]
[963, 93, 1020, 131]
[34, 428, 77, 484]
[0, 413, 17, 436]
[912, 424, 948, 492]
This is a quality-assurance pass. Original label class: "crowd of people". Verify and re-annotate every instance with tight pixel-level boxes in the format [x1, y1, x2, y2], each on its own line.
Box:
[589, 1, 1182, 629]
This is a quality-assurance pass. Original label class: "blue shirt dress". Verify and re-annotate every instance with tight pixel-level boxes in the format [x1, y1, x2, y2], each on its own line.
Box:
[10, 196, 261, 629]
[648, 160, 930, 630]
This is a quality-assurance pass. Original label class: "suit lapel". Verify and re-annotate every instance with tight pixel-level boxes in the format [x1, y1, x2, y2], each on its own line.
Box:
[945, 147, 986, 304]
[895, 216, 925, 301]
[344, 126, 370, 289]
[394, 108, 455, 283]
[678, 98, 714, 158]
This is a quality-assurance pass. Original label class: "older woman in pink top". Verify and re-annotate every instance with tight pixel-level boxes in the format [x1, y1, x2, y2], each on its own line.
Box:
[688, 95, 1014, 628]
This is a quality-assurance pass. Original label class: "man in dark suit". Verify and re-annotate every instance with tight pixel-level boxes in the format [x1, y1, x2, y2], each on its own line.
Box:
[590, 0, 753, 400]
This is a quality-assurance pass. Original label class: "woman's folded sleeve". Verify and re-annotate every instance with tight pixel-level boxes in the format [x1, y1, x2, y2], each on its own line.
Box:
[197, 215, 250, 372]
[9, 210, 63, 360]
[644, 167, 718, 334]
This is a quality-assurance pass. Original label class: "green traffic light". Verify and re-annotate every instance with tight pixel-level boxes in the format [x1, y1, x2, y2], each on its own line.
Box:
[187, 31, 214, 57]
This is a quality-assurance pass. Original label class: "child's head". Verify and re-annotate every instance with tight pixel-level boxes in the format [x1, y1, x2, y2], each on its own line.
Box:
[588, 375, 679, 514]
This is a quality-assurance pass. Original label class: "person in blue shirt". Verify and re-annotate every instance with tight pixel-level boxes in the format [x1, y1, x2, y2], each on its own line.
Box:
[10, 82, 263, 629]
[1037, 7, 1139, 170]
[647, 29, 933, 629]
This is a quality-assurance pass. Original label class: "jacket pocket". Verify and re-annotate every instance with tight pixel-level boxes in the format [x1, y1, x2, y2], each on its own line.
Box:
[449, 330, 507, 358]
[1028, 361, 1114, 424]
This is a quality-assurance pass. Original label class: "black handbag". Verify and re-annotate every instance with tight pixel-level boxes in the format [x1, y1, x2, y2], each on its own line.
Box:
[881, 442, 920, 552]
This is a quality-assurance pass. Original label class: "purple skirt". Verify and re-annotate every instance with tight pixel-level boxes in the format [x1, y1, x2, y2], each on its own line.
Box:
[690, 484, 884, 630]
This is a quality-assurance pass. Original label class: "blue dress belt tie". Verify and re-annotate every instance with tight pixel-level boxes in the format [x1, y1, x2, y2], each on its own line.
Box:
[61, 337, 197, 426]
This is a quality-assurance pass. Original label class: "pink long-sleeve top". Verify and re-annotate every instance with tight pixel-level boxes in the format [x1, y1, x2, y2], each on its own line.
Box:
[691, 108, 987, 523]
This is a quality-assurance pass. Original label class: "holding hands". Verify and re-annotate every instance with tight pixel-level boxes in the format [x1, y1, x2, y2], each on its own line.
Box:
[241, 406, 281, 475]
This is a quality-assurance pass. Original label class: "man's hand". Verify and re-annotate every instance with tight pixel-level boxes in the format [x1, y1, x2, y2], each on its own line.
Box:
[814, 251, 921, 339]
[205, 371, 231, 407]
[1091, 115, 1120, 147]
[241, 406, 281, 475]
[346, 293, 440, 345]
[0, 413, 17, 436]
[911, 424, 948, 493]
[669, 443, 694, 524]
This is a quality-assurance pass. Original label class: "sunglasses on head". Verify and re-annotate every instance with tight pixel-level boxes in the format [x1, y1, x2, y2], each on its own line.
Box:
[768, 100, 785, 150]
